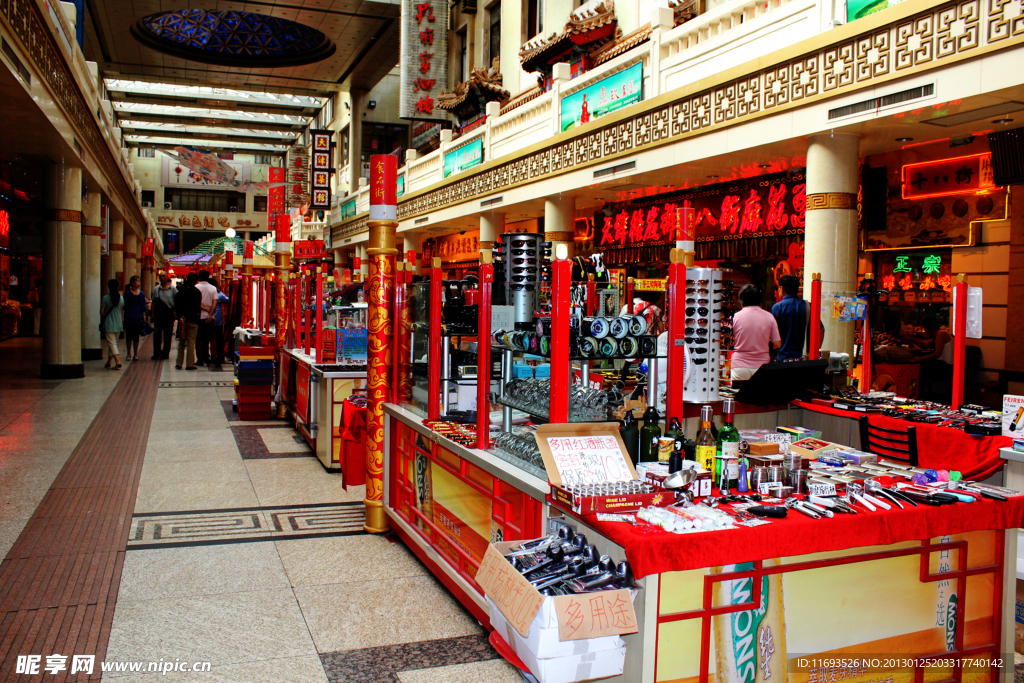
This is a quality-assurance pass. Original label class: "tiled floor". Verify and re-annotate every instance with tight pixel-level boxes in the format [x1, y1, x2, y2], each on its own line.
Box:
[0, 337, 523, 682]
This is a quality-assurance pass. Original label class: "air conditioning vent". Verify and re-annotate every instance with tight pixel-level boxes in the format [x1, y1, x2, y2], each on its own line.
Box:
[828, 84, 935, 120]
[142, 201, 153, 208]
[594, 160, 636, 179]
[229, 206, 237, 213]
[480, 196, 503, 208]
[163, 202, 172, 210]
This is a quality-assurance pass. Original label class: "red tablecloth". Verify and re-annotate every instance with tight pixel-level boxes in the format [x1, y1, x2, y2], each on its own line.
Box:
[580, 495, 1024, 579]
[795, 400, 1011, 481]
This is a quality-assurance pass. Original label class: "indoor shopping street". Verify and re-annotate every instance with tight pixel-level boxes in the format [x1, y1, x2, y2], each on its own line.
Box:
[6, 0, 1024, 677]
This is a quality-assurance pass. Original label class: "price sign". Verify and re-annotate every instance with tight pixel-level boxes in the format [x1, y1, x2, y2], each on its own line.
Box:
[544, 435, 633, 487]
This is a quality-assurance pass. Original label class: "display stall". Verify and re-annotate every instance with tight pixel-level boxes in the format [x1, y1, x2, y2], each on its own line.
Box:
[278, 238, 368, 478]
[378, 226, 1022, 683]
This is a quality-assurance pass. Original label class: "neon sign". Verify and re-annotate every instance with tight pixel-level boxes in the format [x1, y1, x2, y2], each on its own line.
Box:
[901, 153, 995, 200]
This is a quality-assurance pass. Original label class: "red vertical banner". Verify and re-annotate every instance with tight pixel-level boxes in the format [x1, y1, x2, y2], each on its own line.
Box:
[951, 278, 968, 409]
[809, 276, 822, 360]
[676, 206, 695, 253]
[369, 155, 398, 220]
[476, 260, 493, 449]
[269, 167, 285, 216]
[428, 265, 443, 420]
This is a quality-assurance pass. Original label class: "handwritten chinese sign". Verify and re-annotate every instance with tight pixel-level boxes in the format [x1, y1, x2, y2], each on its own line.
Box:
[475, 544, 545, 636]
[555, 590, 638, 641]
[902, 153, 995, 200]
[598, 173, 807, 248]
[400, 0, 447, 120]
[544, 434, 633, 487]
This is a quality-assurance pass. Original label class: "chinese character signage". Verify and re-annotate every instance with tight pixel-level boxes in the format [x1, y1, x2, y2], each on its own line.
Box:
[286, 146, 309, 208]
[309, 130, 333, 211]
[561, 61, 643, 132]
[902, 153, 995, 200]
[597, 172, 807, 248]
[268, 167, 285, 215]
[423, 230, 480, 263]
[399, 0, 448, 120]
[369, 154, 397, 221]
[879, 251, 952, 304]
[397, 174, 405, 197]
[443, 137, 484, 178]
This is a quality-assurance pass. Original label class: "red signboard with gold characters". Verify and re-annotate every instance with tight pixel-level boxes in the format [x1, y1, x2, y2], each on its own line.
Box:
[309, 130, 333, 210]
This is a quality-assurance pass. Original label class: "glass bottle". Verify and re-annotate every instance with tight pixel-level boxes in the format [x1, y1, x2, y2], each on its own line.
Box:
[620, 411, 639, 466]
[694, 405, 716, 472]
[639, 406, 662, 462]
[717, 398, 741, 489]
[664, 417, 681, 444]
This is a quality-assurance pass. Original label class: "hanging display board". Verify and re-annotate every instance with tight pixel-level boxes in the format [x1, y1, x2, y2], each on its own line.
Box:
[560, 61, 643, 132]
[399, 0, 448, 120]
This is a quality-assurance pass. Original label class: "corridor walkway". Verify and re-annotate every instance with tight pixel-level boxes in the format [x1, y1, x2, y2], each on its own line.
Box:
[0, 337, 521, 682]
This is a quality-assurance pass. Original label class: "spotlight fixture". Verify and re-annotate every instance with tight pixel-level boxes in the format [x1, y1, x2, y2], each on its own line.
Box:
[758, 164, 771, 169]
[950, 134, 975, 147]
[993, 118, 1014, 124]
[225, 228, 236, 238]
[707, 174, 719, 178]
[896, 137, 913, 142]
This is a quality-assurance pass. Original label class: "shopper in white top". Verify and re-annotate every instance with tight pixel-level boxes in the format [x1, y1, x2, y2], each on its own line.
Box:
[194, 269, 218, 366]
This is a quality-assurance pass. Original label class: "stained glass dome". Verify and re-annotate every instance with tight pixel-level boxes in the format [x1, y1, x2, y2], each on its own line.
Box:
[131, 10, 335, 67]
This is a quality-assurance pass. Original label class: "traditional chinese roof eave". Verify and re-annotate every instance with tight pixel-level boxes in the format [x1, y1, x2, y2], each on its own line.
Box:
[592, 24, 650, 65]
[500, 81, 545, 115]
[520, 1, 618, 71]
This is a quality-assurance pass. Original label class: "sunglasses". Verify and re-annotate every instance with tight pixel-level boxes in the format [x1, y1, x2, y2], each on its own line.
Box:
[687, 288, 709, 296]
[687, 298, 710, 305]
[511, 275, 533, 282]
[685, 319, 709, 328]
[690, 347, 708, 354]
[512, 240, 532, 247]
[692, 358, 707, 365]
[512, 249, 534, 255]
[691, 280, 709, 286]
[686, 307, 709, 317]
[513, 266, 537, 273]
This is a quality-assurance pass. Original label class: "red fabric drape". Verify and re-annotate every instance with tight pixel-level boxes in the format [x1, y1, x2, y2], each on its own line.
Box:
[795, 400, 1010, 481]
[578, 495, 1024, 579]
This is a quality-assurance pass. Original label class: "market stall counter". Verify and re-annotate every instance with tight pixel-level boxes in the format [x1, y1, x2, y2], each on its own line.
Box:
[794, 400, 1011, 480]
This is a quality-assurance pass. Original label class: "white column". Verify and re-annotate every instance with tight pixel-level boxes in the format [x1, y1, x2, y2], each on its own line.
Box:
[41, 165, 84, 378]
[803, 133, 860, 358]
[81, 191, 102, 360]
[358, 243, 368, 281]
[480, 213, 504, 255]
[125, 232, 139, 283]
[544, 195, 576, 258]
[402, 231, 424, 274]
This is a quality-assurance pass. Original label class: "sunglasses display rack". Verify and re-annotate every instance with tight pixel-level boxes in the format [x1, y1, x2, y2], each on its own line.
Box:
[683, 267, 722, 403]
[496, 232, 546, 331]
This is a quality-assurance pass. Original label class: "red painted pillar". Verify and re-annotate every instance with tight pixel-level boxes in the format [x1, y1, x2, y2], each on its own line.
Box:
[666, 250, 687, 425]
[809, 273, 823, 361]
[428, 259, 443, 421]
[476, 258, 493, 449]
[860, 312, 872, 393]
[951, 274, 968, 409]
[586, 275, 596, 316]
[550, 248, 572, 424]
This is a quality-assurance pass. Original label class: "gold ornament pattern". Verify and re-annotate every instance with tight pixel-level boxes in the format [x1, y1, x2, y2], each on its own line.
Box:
[805, 192, 857, 210]
[365, 254, 395, 504]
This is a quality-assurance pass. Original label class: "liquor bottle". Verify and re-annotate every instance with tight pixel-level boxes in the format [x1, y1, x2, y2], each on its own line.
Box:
[717, 398, 741, 489]
[664, 417, 682, 444]
[694, 405, 716, 472]
[620, 411, 640, 466]
[639, 406, 662, 462]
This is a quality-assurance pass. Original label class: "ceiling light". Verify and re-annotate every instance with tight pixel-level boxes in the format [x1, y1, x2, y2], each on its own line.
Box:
[758, 164, 771, 169]
[993, 118, 1014, 124]
[225, 228, 236, 238]
[707, 174, 719, 178]
[896, 137, 913, 142]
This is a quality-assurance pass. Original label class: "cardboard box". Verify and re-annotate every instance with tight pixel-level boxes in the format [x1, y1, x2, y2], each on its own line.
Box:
[1003, 395, 1024, 438]
[748, 441, 780, 455]
[778, 425, 823, 441]
[475, 541, 638, 642]
[510, 640, 626, 683]
[790, 437, 836, 460]
[486, 597, 624, 660]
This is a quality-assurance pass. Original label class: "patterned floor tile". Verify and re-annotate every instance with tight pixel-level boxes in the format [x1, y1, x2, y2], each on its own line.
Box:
[230, 424, 313, 459]
[319, 635, 501, 683]
[128, 503, 366, 549]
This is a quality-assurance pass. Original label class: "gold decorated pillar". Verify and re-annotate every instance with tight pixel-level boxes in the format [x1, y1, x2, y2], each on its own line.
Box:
[364, 154, 398, 534]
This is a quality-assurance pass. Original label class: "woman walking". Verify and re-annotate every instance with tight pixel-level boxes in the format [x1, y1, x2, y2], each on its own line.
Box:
[100, 279, 124, 370]
[123, 275, 148, 361]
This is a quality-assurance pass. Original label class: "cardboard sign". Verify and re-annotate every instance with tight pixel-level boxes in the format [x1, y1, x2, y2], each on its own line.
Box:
[536, 423, 637, 488]
[554, 591, 638, 641]
[475, 544, 545, 637]
[1003, 395, 1024, 438]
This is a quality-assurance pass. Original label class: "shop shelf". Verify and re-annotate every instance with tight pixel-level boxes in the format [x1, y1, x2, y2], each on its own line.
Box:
[494, 394, 608, 423]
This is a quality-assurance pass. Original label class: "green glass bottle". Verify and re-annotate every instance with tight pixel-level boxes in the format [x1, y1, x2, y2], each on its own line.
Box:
[717, 398, 741, 489]
[639, 406, 662, 462]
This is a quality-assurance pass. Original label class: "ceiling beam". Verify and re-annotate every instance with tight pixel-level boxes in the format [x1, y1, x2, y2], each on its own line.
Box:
[118, 121, 297, 142]
[125, 136, 289, 153]
[111, 112, 305, 133]
[104, 80, 323, 108]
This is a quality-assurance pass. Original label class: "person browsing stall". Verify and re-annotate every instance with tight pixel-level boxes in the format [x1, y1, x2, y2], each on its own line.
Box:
[730, 284, 781, 381]
[771, 274, 807, 361]
[150, 273, 177, 360]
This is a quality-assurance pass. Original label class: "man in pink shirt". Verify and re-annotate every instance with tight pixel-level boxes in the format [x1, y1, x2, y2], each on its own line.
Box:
[730, 284, 781, 381]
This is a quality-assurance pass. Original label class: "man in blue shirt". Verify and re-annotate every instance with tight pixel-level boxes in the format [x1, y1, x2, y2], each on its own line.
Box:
[771, 274, 807, 361]
[209, 278, 230, 367]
